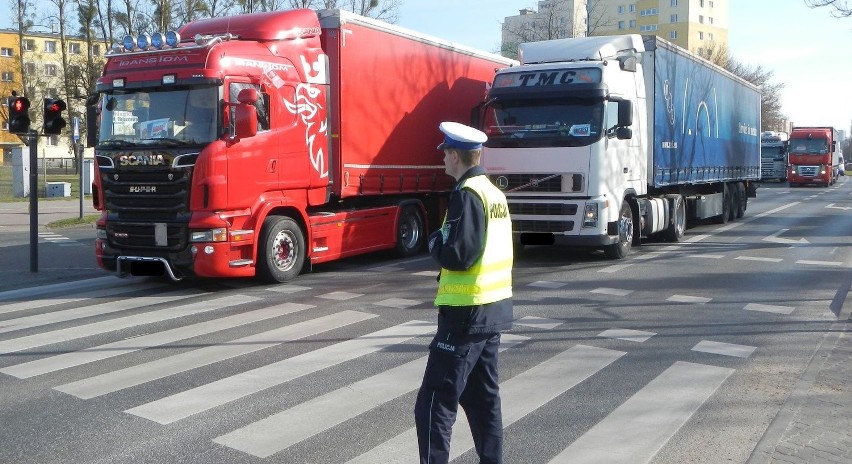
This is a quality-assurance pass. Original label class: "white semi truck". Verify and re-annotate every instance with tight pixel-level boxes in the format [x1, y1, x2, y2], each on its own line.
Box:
[476, 34, 761, 258]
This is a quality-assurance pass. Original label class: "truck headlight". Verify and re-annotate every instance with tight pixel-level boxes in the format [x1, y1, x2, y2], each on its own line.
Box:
[96, 228, 107, 239]
[583, 203, 598, 228]
[190, 228, 227, 242]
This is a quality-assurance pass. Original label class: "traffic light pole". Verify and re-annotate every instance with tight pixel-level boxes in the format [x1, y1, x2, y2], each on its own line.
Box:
[28, 130, 39, 273]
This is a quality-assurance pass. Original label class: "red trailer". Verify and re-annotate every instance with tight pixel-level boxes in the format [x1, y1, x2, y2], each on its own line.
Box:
[88, 9, 515, 282]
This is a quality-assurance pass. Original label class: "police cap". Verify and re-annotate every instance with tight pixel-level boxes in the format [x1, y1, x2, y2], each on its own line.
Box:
[436, 121, 488, 151]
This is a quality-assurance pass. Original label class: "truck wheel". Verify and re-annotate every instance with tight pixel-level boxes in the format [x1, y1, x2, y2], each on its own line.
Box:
[394, 205, 425, 258]
[735, 182, 747, 218]
[257, 216, 306, 283]
[604, 201, 633, 259]
[664, 194, 685, 242]
[713, 184, 730, 224]
[728, 184, 738, 222]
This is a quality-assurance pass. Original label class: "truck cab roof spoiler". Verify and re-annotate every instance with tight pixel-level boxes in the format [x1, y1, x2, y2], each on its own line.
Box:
[519, 34, 645, 65]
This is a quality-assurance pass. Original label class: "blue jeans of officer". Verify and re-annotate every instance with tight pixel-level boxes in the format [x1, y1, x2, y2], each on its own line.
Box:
[414, 331, 503, 464]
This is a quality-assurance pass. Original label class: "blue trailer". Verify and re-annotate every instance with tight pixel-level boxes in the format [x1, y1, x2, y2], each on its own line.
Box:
[479, 34, 761, 258]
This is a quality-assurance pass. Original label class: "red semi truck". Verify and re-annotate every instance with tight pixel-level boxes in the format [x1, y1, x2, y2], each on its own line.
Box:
[787, 126, 840, 187]
[86, 9, 515, 282]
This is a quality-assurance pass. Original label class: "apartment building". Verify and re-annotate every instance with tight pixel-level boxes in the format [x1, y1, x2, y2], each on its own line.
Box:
[503, 0, 729, 56]
[0, 29, 106, 164]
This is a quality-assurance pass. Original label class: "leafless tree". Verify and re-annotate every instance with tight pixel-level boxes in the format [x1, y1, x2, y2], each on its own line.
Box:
[501, 0, 614, 59]
[805, 0, 852, 17]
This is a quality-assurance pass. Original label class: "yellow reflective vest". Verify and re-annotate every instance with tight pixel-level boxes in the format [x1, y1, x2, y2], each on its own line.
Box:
[435, 175, 513, 306]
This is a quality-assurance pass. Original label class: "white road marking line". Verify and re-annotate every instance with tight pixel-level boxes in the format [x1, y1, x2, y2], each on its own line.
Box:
[124, 320, 434, 424]
[2, 303, 314, 379]
[0, 282, 163, 316]
[598, 328, 656, 343]
[347, 344, 626, 464]
[214, 335, 528, 459]
[735, 256, 783, 263]
[591, 287, 633, 297]
[666, 295, 712, 304]
[692, 340, 756, 358]
[527, 281, 568, 289]
[0, 294, 244, 355]
[548, 361, 734, 463]
[317, 291, 364, 300]
[0, 289, 204, 334]
[55, 310, 375, 400]
[514, 316, 563, 330]
[744, 303, 795, 315]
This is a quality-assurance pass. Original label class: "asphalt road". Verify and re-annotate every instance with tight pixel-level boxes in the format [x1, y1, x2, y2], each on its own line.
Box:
[0, 182, 850, 463]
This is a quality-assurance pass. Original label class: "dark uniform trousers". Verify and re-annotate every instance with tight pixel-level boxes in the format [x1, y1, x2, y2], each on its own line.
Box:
[414, 330, 503, 464]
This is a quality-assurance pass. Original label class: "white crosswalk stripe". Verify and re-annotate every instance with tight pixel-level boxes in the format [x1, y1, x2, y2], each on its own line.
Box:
[55, 310, 377, 399]
[0, 282, 164, 317]
[214, 334, 528, 459]
[0, 283, 750, 464]
[0, 294, 254, 354]
[347, 344, 626, 464]
[547, 361, 734, 463]
[2, 302, 315, 379]
[124, 320, 435, 424]
[0, 288, 204, 334]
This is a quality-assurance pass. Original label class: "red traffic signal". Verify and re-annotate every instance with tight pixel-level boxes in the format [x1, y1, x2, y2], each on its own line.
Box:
[43, 97, 67, 135]
[7, 96, 31, 134]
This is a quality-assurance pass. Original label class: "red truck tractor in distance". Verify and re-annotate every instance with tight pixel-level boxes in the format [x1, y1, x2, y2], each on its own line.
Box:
[85, 9, 516, 283]
[787, 126, 841, 187]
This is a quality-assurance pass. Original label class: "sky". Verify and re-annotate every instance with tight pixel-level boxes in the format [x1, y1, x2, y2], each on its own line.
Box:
[396, 1, 852, 135]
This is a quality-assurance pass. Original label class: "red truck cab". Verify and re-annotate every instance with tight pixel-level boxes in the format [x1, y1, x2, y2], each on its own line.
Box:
[787, 126, 839, 187]
[87, 9, 514, 282]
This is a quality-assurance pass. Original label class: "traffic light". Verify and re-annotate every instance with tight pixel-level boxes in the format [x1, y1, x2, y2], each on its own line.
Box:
[7, 96, 31, 134]
[43, 98, 67, 135]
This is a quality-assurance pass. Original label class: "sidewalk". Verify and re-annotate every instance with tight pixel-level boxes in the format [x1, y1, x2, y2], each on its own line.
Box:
[0, 198, 105, 293]
[747, 283, 852, 463]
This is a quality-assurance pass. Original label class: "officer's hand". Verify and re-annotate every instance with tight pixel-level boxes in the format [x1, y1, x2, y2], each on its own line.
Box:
[428, 230, 442, 253]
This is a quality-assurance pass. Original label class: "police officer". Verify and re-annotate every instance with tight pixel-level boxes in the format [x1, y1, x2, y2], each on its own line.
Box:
[414, 121, 514, 464]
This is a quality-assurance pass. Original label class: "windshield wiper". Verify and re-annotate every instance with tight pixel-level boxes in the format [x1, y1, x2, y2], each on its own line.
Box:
[98, 139, 135, 148]
[139, 137, 193, 147]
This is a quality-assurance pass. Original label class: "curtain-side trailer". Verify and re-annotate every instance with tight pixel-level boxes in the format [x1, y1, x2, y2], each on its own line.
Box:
[477, 34, 760, 258]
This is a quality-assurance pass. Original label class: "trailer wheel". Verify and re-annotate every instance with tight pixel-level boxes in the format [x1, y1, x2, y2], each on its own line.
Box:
[735, 182, 747, 218]
[713, 184, 731, 224]
[664, 194, 686, 242]
[394, 205, 425, 258]
[604, 201, 633, 259]
[257, 216, 306, 283]
[728, 184, 738, 222]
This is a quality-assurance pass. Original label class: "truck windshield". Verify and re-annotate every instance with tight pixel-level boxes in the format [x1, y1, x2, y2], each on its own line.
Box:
[789, 138, 829, 154]
[97, 87, 219, 147]
[481, 98, 604, 148]
[761, 146, 785, 158]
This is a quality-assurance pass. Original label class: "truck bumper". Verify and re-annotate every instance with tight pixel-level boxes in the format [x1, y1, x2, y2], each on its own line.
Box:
[517, 232, 618, 247]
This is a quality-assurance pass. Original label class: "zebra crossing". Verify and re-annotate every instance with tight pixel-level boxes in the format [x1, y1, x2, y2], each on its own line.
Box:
[0, 275, 763, 463]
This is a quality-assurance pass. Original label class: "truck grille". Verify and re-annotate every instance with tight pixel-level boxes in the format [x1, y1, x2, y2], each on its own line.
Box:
[509, 203, 578, 216]
[513, 219, 574, 233]
[101, 170, 191, 214]
[798, 166, 818, 177]
[107, 222, 188, 251]
[489, 174, 569, 193]
[98, 152, 195, 250]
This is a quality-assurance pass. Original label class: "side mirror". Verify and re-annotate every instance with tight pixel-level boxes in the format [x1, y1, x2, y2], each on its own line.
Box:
[232, 88, 258, 139]
[85, 94, 99, 148]
[616, 127, 633, 140]
[617, 100, 633, 127]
